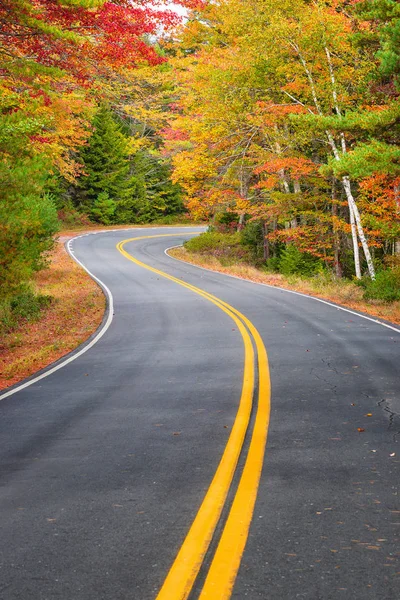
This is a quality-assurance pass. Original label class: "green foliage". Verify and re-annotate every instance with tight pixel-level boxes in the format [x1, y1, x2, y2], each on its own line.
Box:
[214, 211, 239, 231]
[325, 141, 400, 179]
[90, 192, 116, 224]
[185, 231, 240, 253]
[356, 0, 400, 87]
[57, 200, 92, 227]
[278, 245, 324, 277]
[292, 104, 400, 136]
[75, 107, 184, 224]
[358, 267, 400, 302]
[115, 150, 184, 224]
[240, 221, 264, 260]
[184, 231, 250, 265]
[264, 256, 281, 272]
[185, 230, 327, 274]
[0, 285, 52, 337]
[0, 155, 59, 301]
[76, 106, 132, 211]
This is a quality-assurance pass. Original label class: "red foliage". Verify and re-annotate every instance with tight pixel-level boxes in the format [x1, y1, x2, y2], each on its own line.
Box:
[255, 157, 317, 179]
[0, 1, 183, 86]
[160, 127, 189, 141]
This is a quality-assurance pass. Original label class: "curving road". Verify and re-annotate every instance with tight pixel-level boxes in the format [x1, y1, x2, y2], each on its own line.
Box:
[0, 227, 399, 600]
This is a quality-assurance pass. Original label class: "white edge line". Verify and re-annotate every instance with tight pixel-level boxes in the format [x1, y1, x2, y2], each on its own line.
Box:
[0, 234, 114, 401]
[0, 227, 204, 401]
[164, 245, 400, 335]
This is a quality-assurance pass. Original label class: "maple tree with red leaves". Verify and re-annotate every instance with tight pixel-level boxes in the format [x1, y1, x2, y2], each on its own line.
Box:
[0, 1, 179, 83]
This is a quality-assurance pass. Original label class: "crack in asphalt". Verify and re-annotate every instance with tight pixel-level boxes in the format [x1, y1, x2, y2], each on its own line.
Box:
[377, 398, 400, 442]
[321, 357, 340, 375]
[310, 366, 338, 396]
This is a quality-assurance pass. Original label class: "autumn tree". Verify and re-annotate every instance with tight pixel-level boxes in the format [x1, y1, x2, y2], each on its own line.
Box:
[0, 0, 186, 328]
[164, 0, 399, 279]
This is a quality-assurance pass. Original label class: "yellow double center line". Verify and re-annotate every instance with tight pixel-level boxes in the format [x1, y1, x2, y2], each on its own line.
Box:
[117, 233, 271, 600]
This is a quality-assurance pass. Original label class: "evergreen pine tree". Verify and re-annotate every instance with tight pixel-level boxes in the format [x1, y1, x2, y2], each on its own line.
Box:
[76, 106, 132, 214]
[114, 150, 184, 223]
[356, 0, 400, 88]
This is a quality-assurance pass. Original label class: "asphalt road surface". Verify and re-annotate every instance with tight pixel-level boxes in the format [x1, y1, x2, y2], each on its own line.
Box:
[0, 227, 399, 600]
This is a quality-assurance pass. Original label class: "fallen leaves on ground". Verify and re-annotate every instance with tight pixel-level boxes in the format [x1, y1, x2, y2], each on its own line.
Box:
[0, 239, 105, 390]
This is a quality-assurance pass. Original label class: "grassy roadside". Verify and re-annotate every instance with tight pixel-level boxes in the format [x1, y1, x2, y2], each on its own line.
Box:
[0, 237, 105, 391]
[0, 222, 200, 393]
[168, 247, 400, 326]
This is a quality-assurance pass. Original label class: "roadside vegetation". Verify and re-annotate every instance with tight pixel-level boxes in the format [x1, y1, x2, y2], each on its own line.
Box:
[0, 1, 188, 349]
[0, 237, 105, 390]
[1, 1, 400, 386]
[170, 224, 400, 325]
[162, 0, 400, 321]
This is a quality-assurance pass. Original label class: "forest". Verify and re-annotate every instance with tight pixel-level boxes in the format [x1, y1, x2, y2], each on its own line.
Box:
[1, 0, 400, 330]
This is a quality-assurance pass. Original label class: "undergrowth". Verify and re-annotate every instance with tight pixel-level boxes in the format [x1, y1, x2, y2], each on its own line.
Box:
[179, 229, 400, 325]
[0, 286, 52, 338]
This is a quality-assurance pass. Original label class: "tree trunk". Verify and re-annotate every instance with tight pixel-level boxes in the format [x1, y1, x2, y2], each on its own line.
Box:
[395, 183, 400, 255]
[348, 201, 361, 279]
[342, 176, 375, 279]
[262, 221, 270, 260]
[331, 180, 343, 278]
[293, 43, 375, 279]
[237, 212, 245, 232]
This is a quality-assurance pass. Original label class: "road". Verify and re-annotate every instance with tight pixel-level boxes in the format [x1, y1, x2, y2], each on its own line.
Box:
[0, 227, 399, 600]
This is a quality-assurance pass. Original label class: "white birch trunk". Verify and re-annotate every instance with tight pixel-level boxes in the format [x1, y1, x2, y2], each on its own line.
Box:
[348, 193, 361, 279]
[292, 42, 375, 278]
[395, 184, 400, 255]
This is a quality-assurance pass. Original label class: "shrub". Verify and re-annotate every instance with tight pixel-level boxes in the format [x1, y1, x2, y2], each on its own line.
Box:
[263, 256, 281, 272]
[240, 221, 264, 260]
[0, 285, 52, 337]
[278, 245, 324, 276]
[213, 211, 239, 232]
[359, 267, 400, 302]
[184, 231, 251, 264]
[58, 201, 91, 227]
[184, 231, 241, 253]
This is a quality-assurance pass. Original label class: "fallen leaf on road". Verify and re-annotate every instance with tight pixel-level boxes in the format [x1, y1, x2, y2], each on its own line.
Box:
[357, 428, 365, 432]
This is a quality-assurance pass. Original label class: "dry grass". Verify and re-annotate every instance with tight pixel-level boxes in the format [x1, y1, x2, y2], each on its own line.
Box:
[0, 239, 105, 390]
[169, 247, 400, 326]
